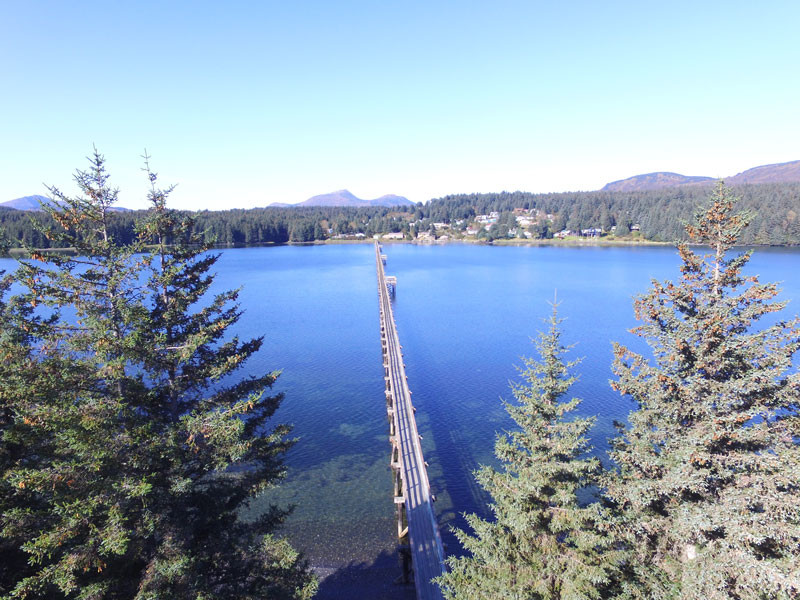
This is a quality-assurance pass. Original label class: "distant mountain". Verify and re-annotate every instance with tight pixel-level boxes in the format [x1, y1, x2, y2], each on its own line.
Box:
[602, 160, 800, 192]
[1, 195, 56, 210]
[1, 195, 130, 211]
[301, 189, 365, 207]
[726, 160, 800, 185]
[602, 173, 715, 192]
[268, 189, 413, 208]
[370, 194, 413, 207]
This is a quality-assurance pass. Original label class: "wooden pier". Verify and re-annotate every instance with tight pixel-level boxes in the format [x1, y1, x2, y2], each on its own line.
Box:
[375, 242, 446, 600]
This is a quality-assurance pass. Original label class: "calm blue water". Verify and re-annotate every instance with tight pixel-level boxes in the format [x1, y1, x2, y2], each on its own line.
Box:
[3, 243, 799, 581]
[210, 243, 800, 571]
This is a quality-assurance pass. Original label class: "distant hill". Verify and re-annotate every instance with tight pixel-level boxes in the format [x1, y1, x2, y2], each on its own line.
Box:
[726, 160, 800, 185]
[602, 160, 800, 192]
[300, 189, 364, 207]
[602, 173, 714, 192]
[369, 194, 414, 207]
[1, 195, 130, 211]
[269, 189, 413, 208]
[1, 195, 56, 210]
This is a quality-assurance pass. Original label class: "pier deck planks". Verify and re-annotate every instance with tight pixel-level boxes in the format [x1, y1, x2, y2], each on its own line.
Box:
[375, 243, 446, 600]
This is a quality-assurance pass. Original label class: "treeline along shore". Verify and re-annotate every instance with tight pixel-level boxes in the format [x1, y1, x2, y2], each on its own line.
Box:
[2, 181, 800, 250]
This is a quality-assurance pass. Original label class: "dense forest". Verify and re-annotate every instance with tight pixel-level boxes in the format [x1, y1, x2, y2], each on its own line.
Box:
[0, 205, 415, 249]
[423, 182, 800, 244]
[2, 181, 800, 250]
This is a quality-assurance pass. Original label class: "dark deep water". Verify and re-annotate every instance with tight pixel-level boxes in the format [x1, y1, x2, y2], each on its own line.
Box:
[4, 243, 799, 597]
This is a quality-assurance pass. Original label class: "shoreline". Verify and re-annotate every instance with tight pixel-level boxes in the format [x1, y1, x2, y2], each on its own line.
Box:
[3, 237, 796, 258]
[290, 237, 789, 249]
[317, 236, 668, 247]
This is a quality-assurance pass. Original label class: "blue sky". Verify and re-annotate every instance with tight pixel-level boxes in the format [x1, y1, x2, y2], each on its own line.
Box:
[2, 1, 799, 210]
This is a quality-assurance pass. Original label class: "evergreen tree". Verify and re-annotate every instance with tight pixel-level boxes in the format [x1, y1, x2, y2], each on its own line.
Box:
[0, 255, 51, 595]
[0, 151, 316, 599]
[437, 303, 624, 600]
[607, 182, 800, 599]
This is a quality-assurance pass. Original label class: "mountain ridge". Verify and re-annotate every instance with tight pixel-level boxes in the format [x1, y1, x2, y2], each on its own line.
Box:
[0, 195, 131, 212]
[1, 195, 57, 211]
[269, 189, 413, 208]
[6, 161, 799, 210]
[602, 160, 800, 192]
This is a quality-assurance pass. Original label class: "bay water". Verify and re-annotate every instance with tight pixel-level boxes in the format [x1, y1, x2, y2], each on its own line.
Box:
[3, 243, 799, 596]
[214, 244, 800, 577]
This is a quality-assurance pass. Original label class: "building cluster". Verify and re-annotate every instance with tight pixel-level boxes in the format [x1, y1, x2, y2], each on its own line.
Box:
[554, 227, 603, 239]
[364, 208, 641, 242]
[331, 232, 367, 239]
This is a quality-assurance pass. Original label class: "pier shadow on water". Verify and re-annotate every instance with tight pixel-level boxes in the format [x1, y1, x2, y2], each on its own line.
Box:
[270, 514, 416, 600]
[314, 549, 416, 600]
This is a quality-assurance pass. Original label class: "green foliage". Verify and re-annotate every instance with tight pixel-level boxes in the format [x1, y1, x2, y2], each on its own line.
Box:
[0, 151, 316, 599]
[0, 259, 45, 594]
[4, 181, 800, 250]
[607, 182, 800, 599]
[428, 184, 800, 245]
[437, 304, 625, 600]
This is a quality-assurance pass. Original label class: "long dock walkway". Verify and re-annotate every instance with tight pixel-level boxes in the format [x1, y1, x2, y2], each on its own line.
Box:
[375, 242, 446, 600]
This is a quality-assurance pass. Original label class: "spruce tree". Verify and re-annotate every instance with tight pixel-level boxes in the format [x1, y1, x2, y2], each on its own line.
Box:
[0, 260, 48, 595]
[437, 303, 624, 600]
[607, 182, 800, 599]
[0, 151, 316, 599]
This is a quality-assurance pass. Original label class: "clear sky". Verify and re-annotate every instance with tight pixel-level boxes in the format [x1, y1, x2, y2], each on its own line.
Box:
[2, 1, 799, 210]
